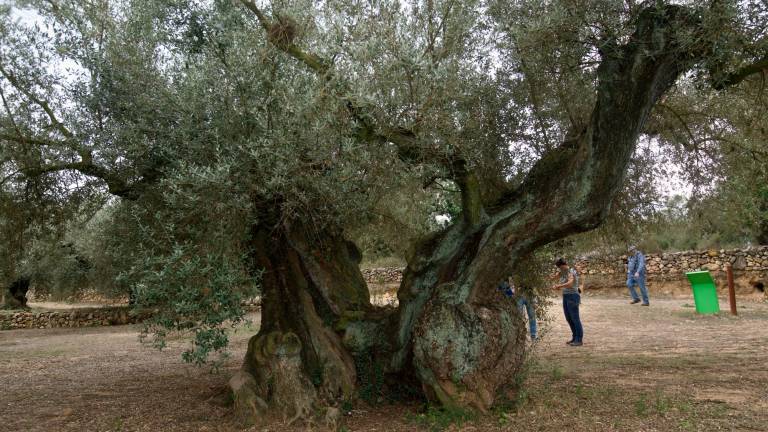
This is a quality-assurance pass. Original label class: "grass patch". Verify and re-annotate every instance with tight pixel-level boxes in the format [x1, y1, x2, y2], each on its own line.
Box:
[654, 389, 671, 415]
[111, 417, 125, 431]
[550, 364, 565, 381]
[635, 395, 649, 417]
[679, 418, 696, 431]
[627, 389, 704, 426]
[407, 405, 476, 432]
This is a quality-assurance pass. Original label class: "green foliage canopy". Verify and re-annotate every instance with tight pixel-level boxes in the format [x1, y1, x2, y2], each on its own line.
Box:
[1, 0, 766, 360]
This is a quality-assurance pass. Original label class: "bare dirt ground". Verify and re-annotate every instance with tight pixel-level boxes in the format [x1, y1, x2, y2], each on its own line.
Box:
[1, 296, 767, 432]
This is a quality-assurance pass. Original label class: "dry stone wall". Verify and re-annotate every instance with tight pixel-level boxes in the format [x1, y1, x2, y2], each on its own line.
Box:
[361, 267, 402, 284]
[0, 307, 146, 330]
[25, 288, 128, 303]
[362, 246, 768, 297]
[4, 247, 765, 331]
[575, 246, 768, 278]
[575, 247, 768, 296]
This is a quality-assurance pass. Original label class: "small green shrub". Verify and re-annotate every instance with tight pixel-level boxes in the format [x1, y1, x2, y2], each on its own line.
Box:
[353, 350, 385, 405]
[654, 390, 670, 415]
[635, 395, 648, 417]
[550, 365, 564, 381]
[341, 399, 353, 412]
[408, 405, 476, 432]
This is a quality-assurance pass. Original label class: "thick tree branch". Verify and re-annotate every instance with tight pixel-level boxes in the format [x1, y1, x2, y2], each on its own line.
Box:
[239, 0, 484, 224]
[19, 158, 136, 198]
[0, 125, 148, 199]
[713, 55, 768, 90]
[0, 133, 63, 147]
[238, 2, 457, 165]
[0, 57, 161, 198]
[0, 126, 141, 197]
[452, 159, 485, 225]
[239, 1, 429, 163]
[239, 0, 329, 74]
[0, 61, 74, 140]
[412, 3, 710, 293]
[505, 5, 702, 234]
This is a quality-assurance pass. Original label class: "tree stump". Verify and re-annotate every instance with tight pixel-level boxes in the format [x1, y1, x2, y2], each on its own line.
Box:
[2, 277, 30, 310]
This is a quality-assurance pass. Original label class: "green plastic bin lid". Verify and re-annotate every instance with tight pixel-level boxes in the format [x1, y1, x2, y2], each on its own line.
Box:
[685, 271, 720, 314]
[685, 271, 714, 284]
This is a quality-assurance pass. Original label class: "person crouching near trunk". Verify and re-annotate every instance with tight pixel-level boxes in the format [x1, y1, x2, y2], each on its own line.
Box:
[551, 257, 583, 346]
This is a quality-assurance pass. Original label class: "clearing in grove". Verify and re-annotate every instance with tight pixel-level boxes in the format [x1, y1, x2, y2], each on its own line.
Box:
[1, 297, 766, 431]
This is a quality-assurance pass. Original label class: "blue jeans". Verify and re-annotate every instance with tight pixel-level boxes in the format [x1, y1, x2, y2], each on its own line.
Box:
[563, 293, 583, 343]
[516, 297, 537, 339]
[627, 273, 649, 304]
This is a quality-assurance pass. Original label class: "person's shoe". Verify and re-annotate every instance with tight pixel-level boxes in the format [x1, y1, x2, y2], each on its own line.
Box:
[641, 303, 649, 306]
[566, 340, 574, 345]
[630, 299, 641, 304]
[568, 341, 583, 346]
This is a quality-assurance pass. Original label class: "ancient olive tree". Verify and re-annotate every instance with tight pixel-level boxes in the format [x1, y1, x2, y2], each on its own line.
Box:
[0, 146, 98, 308]
[1, 0, 766, 424]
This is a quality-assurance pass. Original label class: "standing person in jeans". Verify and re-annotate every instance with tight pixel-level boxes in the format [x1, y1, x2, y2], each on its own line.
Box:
[627, 245, 650, 306]
[551, 258, 583, 346]
[498, 275, 538, 341]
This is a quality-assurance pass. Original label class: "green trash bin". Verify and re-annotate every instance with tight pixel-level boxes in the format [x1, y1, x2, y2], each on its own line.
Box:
[685, 271, 720, 314]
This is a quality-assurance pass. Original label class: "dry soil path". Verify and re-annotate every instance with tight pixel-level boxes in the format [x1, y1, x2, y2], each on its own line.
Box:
[0, 297, 766, 431]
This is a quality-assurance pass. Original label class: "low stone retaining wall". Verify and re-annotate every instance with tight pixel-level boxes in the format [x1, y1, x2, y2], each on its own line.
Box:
[576, 247, 768, 296]
[25, 288, 128, 304]
[362, 246, 768, 298]
[6, 248, 764, 330]
[0, 307, 145, 330]
[575, 246, 768, 277]
[361, 267, 402, 284]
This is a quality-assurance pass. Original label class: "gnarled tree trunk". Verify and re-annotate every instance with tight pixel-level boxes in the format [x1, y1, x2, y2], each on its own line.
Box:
[232, 218, 534, 425]
[385, 4, 705, 411]
[231, 219, 372, 425]
[395, 224, 528, 412]
[232, 1, 717, 423]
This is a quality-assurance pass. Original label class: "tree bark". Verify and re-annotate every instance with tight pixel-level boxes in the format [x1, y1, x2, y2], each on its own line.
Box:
[388, 4, 707, 411]
[231, 219, 372, 425]
[393, 224, 528, 412]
